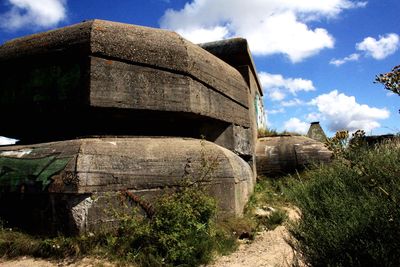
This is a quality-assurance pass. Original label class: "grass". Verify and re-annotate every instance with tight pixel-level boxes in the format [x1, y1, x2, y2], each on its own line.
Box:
[258, 128, 302, 138]
[243, 176, 295, 234]
[246, 176, 295, 211]
[261, 209, 288, 230]
[287, 139, 400, 267]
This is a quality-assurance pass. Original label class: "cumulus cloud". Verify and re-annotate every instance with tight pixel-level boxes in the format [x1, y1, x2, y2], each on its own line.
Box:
[0, 0, 67, 31]
[329, 53, 360, 66]
[310, 90, 390, 132]
[268, 108, 285, 115]
[178, 26, 229, 44]
[269, 90, 286, 101]
[356, 33, 400, 60]
[283, 118, 309, 134]
[306, 112, 323, 122]
[0, 136, 18, 145]
[281, 98, 305, 107]
[161, 0, 365, 62]
[259, 72, 315, 101]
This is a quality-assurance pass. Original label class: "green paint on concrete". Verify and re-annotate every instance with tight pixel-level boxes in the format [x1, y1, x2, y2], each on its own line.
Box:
[0, 156, 71, 192]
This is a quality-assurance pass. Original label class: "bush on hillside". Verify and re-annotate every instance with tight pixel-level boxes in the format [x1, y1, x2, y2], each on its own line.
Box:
[288, 139, 400, 267]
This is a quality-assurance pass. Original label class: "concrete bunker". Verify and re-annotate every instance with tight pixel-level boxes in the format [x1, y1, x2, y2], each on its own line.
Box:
[256, 135, 332, 177]
[0, 20, 264, 235]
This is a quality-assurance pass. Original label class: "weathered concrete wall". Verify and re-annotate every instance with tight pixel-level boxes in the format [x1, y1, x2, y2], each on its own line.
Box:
[200, 39, 265, 179]
[0, 138, 253, 234]
[256, 136, 332, 177]
[0, 20, 250, 149]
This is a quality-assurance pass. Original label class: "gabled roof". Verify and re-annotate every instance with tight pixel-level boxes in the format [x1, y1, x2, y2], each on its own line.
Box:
[199, 38, 263, 96]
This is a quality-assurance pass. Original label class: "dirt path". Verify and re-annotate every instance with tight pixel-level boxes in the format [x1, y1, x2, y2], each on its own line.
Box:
[0, 257, 118, 267]
[206, 206, 303, 267]
[206, 226, 298, 267]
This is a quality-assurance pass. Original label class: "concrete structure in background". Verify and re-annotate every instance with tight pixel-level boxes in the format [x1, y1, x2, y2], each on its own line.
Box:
[0, 20, 263, 235]
[307, 122, 328, 143]
[256, 135, 332, 177]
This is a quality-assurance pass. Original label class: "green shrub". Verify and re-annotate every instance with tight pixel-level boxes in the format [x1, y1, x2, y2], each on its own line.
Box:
[0, 186, 231, 267]
[261, 209, 288, 230]
[288, 140, 400, 267]
[98, 187, 221, 266]
[148, 187, 218, 266]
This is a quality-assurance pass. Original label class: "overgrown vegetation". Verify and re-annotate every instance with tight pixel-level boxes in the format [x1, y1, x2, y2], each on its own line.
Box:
[244, 177, 292, 233]
[288, 137, 400, 267]
[324, 129, 366, 159]
[258, 127, 301, 137]
[0, 185, 238, 266]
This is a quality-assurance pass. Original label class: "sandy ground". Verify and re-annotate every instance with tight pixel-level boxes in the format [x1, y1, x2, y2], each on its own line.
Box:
[206, 206, 303, 267]
[0, 257, 118, 267]
[206, 225, 299, 267]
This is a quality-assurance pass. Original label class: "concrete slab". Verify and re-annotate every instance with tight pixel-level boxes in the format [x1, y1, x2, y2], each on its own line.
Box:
[0, 137, 254, 234]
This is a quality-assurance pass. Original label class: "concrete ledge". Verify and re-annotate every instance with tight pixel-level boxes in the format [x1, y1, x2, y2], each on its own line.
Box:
[0, 137, 254, 234]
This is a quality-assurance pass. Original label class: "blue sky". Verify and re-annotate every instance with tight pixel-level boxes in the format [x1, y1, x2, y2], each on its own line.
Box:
[0, 0, 399, 140]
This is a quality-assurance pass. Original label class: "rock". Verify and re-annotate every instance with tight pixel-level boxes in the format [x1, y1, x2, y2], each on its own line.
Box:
[254, 207, 270, 218]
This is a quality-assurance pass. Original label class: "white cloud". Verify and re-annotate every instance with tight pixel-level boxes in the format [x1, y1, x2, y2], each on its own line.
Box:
[161, 0, 365, 62]
[329, 53, 360, 66]
[259, 72, 315, 101]
[0, 136, 18, 145]
[180, 26, 229, 44]
[305, 112, 323, 122]
[0, 0, 67, 31]
[356, 33, 400, 60]
[281, 98, 305, 107]
[310, 90, 390, 132]
[283, 118, 309, 134]
[259, 72, 315, 94]
[269, 108, 285, 114]
[269, 89, 286, 101]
